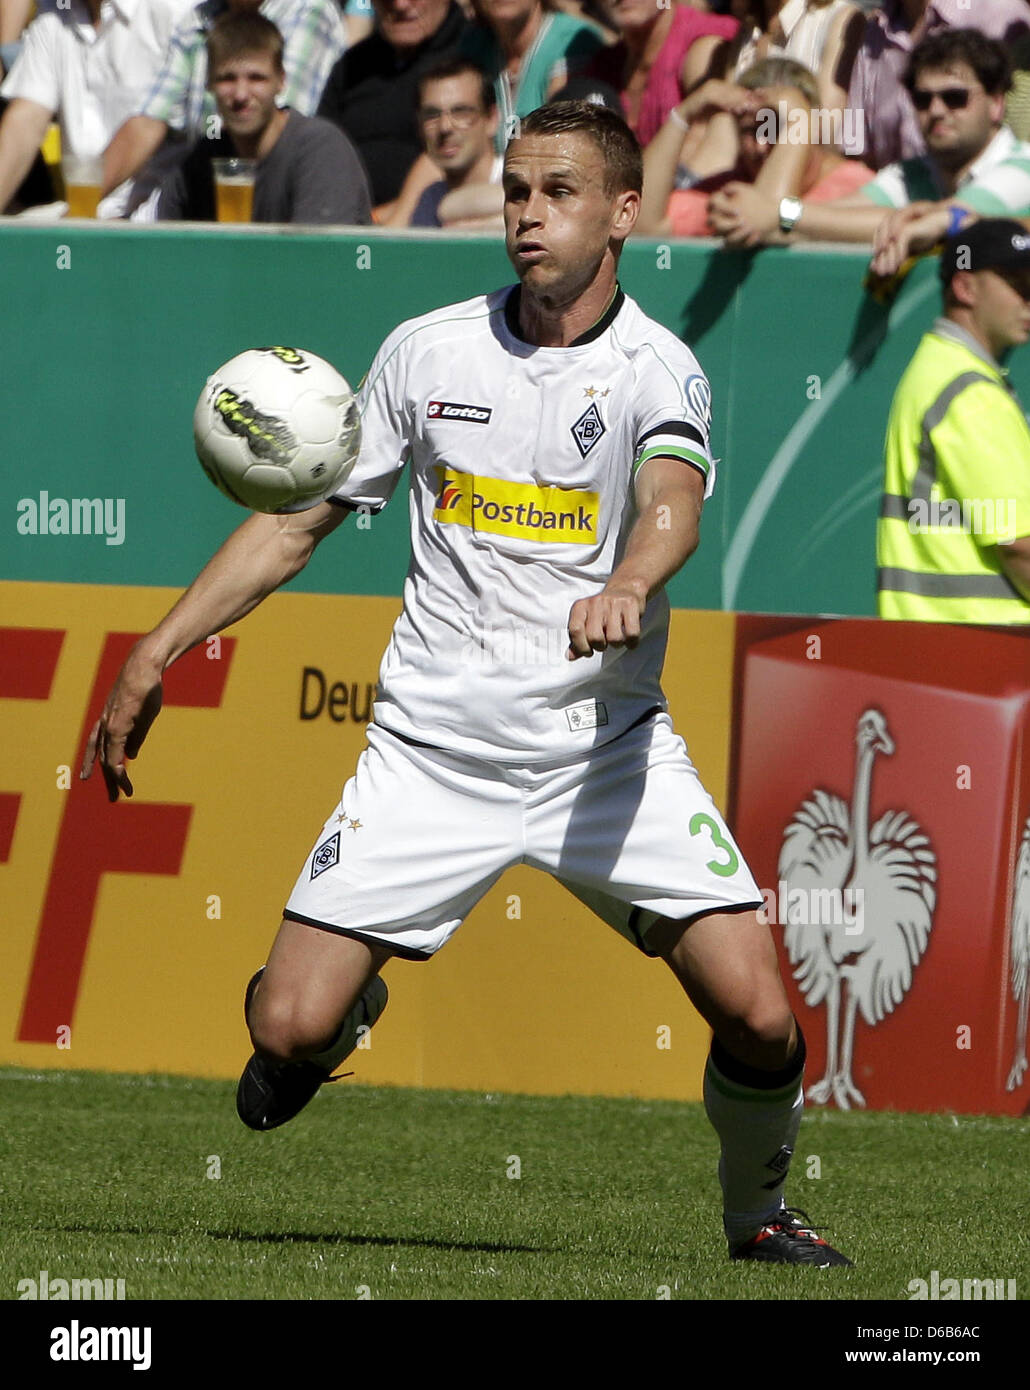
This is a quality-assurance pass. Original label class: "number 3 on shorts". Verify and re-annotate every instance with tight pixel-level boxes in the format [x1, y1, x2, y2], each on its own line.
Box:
[688, 812, 740, 878]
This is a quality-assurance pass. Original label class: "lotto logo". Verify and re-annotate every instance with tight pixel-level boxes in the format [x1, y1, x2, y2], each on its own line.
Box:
[426, 400, 492, 424]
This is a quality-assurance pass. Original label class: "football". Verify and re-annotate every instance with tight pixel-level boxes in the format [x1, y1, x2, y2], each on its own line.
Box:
[193, 346, 361, 513]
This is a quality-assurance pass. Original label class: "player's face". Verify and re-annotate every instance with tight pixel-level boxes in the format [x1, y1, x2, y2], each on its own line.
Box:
[503, 131, 638, 303]
[373, 0, 449, 51]
[968, 268, 1030, 354]
[418, 74, 495, 175]
[912, 62, 1003, 169]
[210, 51, 284, 137]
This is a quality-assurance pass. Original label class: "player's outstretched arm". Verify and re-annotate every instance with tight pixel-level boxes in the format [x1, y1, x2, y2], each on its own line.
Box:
[80, 501, 346, 801]
[567, 458, 704, 660]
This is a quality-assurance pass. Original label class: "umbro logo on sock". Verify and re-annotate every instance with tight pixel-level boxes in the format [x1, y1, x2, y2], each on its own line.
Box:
[760, 1145, 794, 1190]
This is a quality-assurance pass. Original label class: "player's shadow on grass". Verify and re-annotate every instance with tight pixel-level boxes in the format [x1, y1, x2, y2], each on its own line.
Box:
[206, 1229, 545, 1254]
[40, 1221, 546, 1255]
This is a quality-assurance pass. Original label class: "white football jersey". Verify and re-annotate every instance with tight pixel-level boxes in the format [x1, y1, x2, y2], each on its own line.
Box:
[330, 285, 716, 762]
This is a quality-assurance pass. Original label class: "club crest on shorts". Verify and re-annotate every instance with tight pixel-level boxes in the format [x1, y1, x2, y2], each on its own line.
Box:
[571, 402, 605, 458]
[565, 699, 608, 731]
[310, 831, 340, 879]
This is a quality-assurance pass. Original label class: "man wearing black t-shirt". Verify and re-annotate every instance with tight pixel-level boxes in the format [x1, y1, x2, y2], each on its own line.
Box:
[317, 0, 468, 210]
[159, 12, 370, 224]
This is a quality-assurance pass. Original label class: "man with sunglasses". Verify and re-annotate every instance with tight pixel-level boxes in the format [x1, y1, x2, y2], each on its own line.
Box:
[844, 0, 1030, 171]
[877, 218, 1030, 623]
[710, 30, 1030, 250]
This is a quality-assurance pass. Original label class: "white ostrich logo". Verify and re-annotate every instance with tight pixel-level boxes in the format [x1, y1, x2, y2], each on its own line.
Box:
[1005, 818, 1030, 1092]
[777, 709, 937, 1109]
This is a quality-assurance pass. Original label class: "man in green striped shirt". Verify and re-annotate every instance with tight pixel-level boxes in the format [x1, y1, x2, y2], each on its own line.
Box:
[877, 218, 1030, 623]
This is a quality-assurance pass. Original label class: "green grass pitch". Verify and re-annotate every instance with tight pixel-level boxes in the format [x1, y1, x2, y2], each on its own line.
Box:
[1, 1067, 1026, 1301]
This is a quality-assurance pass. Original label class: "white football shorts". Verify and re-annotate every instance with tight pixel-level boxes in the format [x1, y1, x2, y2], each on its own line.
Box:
[284, 712, 763, 960]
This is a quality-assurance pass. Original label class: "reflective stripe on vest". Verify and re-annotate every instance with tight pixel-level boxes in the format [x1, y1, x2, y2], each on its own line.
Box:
[876, 567, 1021, 599]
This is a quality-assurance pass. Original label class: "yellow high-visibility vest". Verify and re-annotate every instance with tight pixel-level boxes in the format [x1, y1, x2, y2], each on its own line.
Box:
[877, 319, 1030, 624]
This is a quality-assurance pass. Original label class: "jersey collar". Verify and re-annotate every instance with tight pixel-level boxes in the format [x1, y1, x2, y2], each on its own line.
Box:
[504, 283, 625, 347]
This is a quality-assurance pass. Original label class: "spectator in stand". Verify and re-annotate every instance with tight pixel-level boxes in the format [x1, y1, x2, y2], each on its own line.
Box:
[669, 0, 864, 185]
[318, 0, 469, 213]
[1005, 32, 1030, 141]
[158, 12, 371, 222]
[845, 0, 1030, 170]
[732, 0, 864, 108]
[101, 0, 346, 215]
[0, 0, 53, 210]
[707, 29, 1030, 248]
[0, 0, 33, 80]
[460, 0, 604, 149]
[636, 55, 872, 236]
[550, 0, 616, 39]
[0, 0, 193, 217]
[584, 0, 739, 149]
[344, 0, 376, 47]
[401, 57, 502, 227]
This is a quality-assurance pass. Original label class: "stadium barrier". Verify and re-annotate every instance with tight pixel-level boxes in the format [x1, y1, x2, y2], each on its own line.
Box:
[7, 223, 1029, 613]
[2, 227, 1027, 1112]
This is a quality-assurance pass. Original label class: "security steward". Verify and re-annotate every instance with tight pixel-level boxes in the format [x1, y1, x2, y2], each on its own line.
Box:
[877, 218, 1030, 623]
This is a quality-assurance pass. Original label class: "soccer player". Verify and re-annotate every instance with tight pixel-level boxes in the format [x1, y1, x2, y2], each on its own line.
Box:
[82, 100, 851, 1268]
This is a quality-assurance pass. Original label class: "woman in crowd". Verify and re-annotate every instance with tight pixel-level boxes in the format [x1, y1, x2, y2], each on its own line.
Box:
[461, 0, 608, 148]
[584, 0, 741, 148]
[635, 55, 872, 237]
[673, 0, 864, 183]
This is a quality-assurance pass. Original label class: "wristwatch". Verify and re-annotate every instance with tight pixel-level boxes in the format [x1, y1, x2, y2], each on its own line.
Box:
[778, 196, 804, 234]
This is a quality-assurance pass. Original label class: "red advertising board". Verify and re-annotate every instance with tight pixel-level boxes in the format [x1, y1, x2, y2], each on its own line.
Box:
[730, 617, 1030, 1116]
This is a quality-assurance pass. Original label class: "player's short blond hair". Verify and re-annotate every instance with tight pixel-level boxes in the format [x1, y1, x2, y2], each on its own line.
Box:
[513, 102, 643, 197]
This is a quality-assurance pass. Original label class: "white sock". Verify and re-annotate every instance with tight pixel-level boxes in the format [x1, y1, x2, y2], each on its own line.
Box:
[703, 1030, 806, 1250]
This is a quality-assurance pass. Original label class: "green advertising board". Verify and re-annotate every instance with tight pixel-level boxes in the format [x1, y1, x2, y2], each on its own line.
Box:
[1, 224, 1001, 615]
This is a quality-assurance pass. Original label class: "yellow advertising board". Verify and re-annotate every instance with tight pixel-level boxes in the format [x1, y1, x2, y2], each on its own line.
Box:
[0, 581, 736, 1100]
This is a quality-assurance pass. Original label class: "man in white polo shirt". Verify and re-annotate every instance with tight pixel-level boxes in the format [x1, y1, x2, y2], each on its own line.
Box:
[0, 0, 192, 216]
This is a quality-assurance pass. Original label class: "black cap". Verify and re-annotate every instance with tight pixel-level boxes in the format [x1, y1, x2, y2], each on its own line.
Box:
[939, 217, 1030, 283]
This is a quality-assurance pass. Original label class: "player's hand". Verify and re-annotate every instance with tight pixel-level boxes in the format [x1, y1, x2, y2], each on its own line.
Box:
[567, 582, 646, 661]
[80, 646, 164, 801]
